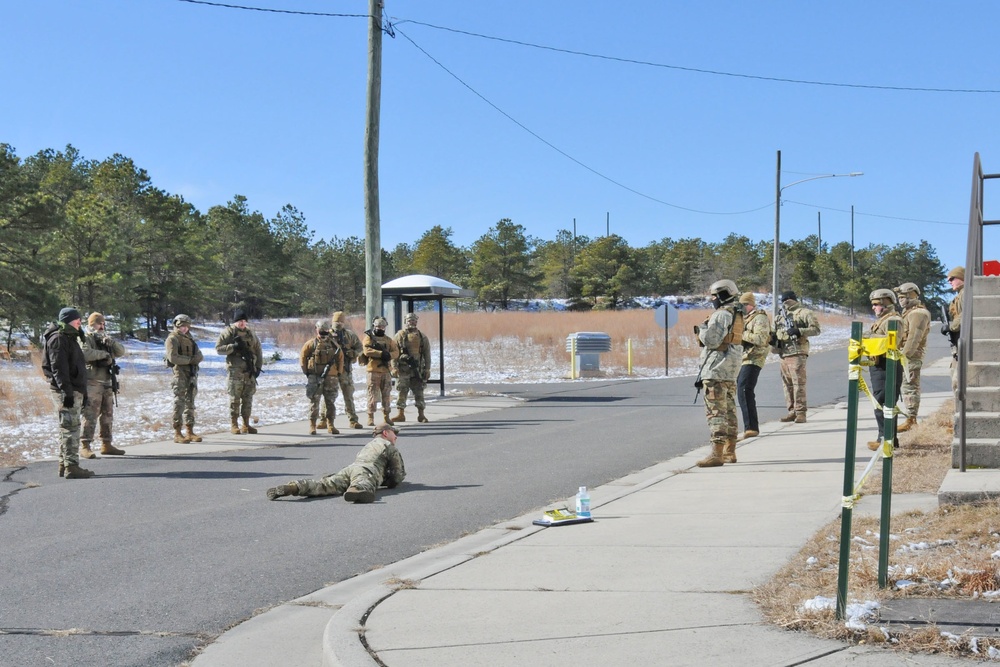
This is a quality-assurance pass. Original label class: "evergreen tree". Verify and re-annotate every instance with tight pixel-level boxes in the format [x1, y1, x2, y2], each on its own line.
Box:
[468, 218, 540, 309]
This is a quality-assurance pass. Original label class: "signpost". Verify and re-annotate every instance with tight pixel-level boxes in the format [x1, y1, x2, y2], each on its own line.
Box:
[654, 303, 679, 376]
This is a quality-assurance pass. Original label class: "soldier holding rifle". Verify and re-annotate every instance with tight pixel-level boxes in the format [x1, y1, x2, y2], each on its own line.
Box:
[80, 312, 126, 457]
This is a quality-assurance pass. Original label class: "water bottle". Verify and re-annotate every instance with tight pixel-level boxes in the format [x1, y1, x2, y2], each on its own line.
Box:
[575, 486, 591, 519]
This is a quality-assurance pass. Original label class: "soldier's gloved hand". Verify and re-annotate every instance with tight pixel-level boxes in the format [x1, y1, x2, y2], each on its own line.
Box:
[787, 326, 801, 337]
[941, 322, 951, 336]
[380, 350, 391, 362]
[399, 354, 411, 364]
[233, 336, 247, 351]
[62, 393, 74, 409]
[769, 332, 778, 346]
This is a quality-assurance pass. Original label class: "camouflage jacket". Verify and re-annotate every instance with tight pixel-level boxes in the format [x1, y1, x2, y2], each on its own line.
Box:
[697, 305, 741, 382]
[900, 302, 931, 361]
[299, 334, 343, 378]
[771, 300, 820, 358]
[81, 329, 126, 384]
[392, 327, 431, 378]
[362, 330, 399, 373]
[740, 308, 772, 368]
[333, 325, 363, 370]
[165, 329, 203, 376]
[867, 305, 904, 369]
[947, 285, 964, 334]
[41, 322, 88, 397]
[351, 435, 406, 488]
[216, 325, 263, 376]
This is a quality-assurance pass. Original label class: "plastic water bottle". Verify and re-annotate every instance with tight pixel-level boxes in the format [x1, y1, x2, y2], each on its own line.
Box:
[575, 486, 591, 519]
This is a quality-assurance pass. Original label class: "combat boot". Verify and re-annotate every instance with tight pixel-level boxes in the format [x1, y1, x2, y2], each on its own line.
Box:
[737, 429, 758, 441]
[174, 427, 191, 444]
[242, 417, 257, 435]
[417, 409, 429, 423]
[722, 440, 737, 464]
[266, 481, 300, 500]
[230, 418, 241, 435]
[383, 411, 393, 426]
[897, 417, 917, 432]
[391, 409, 406, 423]
[58, 463, 65, 478]
[867, 438, 884, 452]
[317, 417, 328, 429]
[186, 425, 203, 443]
[366, 413, 375, 427]
[350, 419, 363, 429]
[100, 441, 125, 456]
[794, 413, 807, 424]
[328, 422, 340, 435]
[309, 420, 317, 435]
[696, 443, 725, 468]
[779, 412, 796, 422]
[64, 464, 95, 479]
[344, 486, 376, 503]
[79, 440, 97, 459]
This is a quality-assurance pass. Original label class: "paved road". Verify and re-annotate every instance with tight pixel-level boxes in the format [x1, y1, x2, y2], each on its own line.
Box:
[0, 336, 953, 667]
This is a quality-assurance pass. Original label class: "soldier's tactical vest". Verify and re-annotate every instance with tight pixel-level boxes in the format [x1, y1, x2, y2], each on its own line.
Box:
[717, 305, 744, 351]
[401, 330, 422, 357]
[308, 337, 338, 374]
[166, 333, 197, 368]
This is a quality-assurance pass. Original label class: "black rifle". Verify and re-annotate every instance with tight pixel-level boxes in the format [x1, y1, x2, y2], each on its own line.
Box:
[98, 335, 121, 407]
[779, 305, 799, 340]
[233, 335, 260, 378]
[365, 330, 391, 363]
[937, 299, 960, 348]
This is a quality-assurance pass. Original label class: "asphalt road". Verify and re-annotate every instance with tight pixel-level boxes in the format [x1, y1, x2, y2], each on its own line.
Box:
[0, 335, 954, 667]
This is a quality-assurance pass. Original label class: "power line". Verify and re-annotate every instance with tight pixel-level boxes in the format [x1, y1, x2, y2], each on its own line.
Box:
[394, 19, 1000, 95]
[784, 199, 964, 226]
[175, 0, 368, 19]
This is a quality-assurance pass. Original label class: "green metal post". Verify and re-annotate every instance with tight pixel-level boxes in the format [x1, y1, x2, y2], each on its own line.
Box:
[836, 321, 863, 620]
[878, 319, 900, 588]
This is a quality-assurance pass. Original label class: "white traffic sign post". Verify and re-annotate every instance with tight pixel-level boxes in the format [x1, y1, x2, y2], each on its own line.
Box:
[654, 303, 679, 376]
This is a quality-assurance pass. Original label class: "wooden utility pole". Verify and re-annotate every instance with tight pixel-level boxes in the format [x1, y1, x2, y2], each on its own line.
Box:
[363, 0, 383, 326]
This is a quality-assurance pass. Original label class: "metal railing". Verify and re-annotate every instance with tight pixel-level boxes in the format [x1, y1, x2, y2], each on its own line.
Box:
[958, 153, 1000, 470]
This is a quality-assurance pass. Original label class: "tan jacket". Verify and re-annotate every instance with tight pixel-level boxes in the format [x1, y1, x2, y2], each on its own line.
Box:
[362, 330, 399, 372]
[900, 302, 931, 361]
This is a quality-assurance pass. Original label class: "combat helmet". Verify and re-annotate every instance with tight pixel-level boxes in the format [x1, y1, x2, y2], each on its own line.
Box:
[372, 316, 388, 329]
[869, 288, 895, 306]
[947, 266, 965, 281]
[173, 314, 192, 328]
[404, 312, 419, 325]
[316, 319, 331, 333]
[709, 279, 739, 303]
[894, 282, 920, 297]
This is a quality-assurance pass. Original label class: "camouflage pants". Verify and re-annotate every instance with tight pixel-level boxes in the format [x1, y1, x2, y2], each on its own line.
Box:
[294, 463, 377, 497]
[82, 379, 115, 444]
[395, 371, 426, 411]
[900, 357, 923, 419]
[306, 374, 339, 423]
[703, 379, 737, 446]
[171, 371, 198, 428]
[228, 370, 256, 420]
[320, 369, 359, 423]
[50, 390, 84, 466]
[367, 370, 392, 415]
[779, 354, 809, 415]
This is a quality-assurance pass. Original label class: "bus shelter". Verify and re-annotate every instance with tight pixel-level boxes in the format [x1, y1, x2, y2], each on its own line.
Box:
[381, 274, 475, 396]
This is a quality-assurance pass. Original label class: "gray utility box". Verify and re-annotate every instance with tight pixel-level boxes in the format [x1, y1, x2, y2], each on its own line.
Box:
[565, 332, 612, 374]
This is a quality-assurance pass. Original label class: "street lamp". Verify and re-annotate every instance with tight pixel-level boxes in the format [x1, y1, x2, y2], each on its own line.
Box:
[772, 149, 863, 317]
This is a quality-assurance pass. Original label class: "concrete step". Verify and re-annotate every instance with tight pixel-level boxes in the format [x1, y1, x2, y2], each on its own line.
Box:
[938, 467, 1000, 504]
[966, 386, 1000, 412]
[966, 361, 1000, 386]
[951, 437, 1000, 469]
[973, 295, 1000, 317]
[954, 412, 1000, 440]
[970, 339, 1000, 363]
[973, 317, 1000, 339]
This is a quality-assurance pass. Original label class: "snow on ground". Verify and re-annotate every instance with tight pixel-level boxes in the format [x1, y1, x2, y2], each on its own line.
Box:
[0, 320, 853, 464]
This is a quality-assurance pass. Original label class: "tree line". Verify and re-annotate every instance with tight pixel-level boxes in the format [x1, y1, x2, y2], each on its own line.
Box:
[1, 144, 949, 346]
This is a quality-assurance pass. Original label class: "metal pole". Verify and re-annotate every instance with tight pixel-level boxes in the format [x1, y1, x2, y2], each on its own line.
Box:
[878, 319, 900, 588]
[836, 321, 863, 620]
[817, 211, 821, 253]
[363, 0, 383, 325]
[850, 205, 855, 316]
[772, 150, 781, 318]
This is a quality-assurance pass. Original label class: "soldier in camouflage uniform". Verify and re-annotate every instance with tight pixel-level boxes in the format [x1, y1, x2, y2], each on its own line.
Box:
[318, 311, 364, 430]
[894, 282, 931, 432]
[362, 316, 399, 427]
[80, 312, 126, 457]
[866, 289, 904, 451]
[942, 266, 964, 393]
[300, 319, 344, 435]
[266, 422, 405, 503]
[770, 290, 821, 423]
[695, 279, 744, 468]
[215, 308, 263, 435]
[165, 314, 204, 443]
[391, 312, 432, 423]
[41, 307, 94, 479]
[736, 292, 771, 441]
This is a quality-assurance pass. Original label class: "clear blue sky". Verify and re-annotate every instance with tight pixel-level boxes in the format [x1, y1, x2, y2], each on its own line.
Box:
[5, 1, 1000, 274]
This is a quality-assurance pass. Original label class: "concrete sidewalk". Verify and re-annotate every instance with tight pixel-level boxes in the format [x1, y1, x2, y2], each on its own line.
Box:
[190, 388, 970, 667]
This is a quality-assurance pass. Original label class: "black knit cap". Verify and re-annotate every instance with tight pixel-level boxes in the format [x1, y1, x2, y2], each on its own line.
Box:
[58, 307, 82, 324]
[233, 308, 248, 322]
[779, 290, 798, 303]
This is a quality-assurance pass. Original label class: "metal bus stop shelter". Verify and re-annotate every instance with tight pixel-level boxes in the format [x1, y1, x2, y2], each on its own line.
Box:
[381, 274, 475, 397]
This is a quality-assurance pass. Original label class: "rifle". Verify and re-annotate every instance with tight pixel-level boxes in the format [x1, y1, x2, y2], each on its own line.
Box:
[937, 299, 960, 348]
[98, 335, 121, 407]
[365, 330, 391, 364]
[233, 335, 260, 379]
[693, 355, 711, 404]
[779, 305, 800, 340]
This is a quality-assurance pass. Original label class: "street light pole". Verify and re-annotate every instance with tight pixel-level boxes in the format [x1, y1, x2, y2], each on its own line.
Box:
[771, 149, 863, 317]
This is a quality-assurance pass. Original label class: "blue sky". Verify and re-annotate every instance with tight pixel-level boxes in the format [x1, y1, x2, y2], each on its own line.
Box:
[5, 1, 1000, 273]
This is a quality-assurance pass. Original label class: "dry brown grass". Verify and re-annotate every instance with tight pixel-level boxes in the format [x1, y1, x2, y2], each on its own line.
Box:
[0, 347, 53, 426]
[755, 399, 1000, 658]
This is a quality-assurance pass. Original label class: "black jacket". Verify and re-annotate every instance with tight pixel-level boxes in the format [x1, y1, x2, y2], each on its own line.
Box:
[41, 323, 88, 397]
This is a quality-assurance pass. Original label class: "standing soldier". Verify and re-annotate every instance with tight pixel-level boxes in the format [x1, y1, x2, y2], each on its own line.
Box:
[894, 282, 931, 432]
[942, 266, 964, 392]
[736, 293, 771, 441]
[318, 311, 364, 430]
[216, 308, 263, 435]
[866, 288, 905, 451]
[391, 312, 432, 423]
[695, 280, 744, 468]
[300, 319, 344, 435]
[770, 290, 821, 424]
[80, 312, 126, 458]
[165, 314, 204, 443]
[362, 316, 399, 427]
[42, 307, 93, 479]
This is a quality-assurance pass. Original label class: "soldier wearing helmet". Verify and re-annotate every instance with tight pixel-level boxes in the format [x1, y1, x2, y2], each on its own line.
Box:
[164, 314, 204, 444]
[865, 288, 904, 451]
[694, 279, 744, 468]
[736, 292, 772, 442]
[894, 282, 931, 432]
[942, 266, 965, 392]
[318, 311, 365, 430]
[299, 319, 344, 435]
[391, 312, 432, 424]
[216, 308, 264, 435]
[769, 290, 821, 424]
[362, 315, 400, 426]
